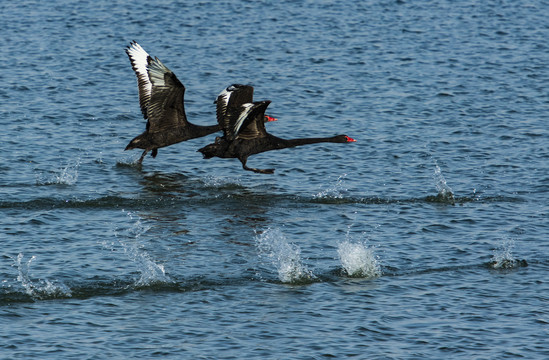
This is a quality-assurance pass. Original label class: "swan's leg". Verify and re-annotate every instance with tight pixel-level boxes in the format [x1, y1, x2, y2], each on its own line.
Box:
[151, 148, 158, 158]
[240, 157, 275, 174]
[137, 150, 148, 164]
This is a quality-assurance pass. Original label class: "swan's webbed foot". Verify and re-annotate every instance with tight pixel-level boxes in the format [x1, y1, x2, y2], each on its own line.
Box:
[253, 168, 275, 174]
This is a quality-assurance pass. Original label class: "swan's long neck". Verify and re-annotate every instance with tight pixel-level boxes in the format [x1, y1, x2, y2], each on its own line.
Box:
[189, 123, 221, 138]
[281, 135, 344, 148]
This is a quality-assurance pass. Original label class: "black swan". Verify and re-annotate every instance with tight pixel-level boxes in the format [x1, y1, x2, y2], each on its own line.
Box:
[124, 41, 220, 164]
[198, 100, 356, 174]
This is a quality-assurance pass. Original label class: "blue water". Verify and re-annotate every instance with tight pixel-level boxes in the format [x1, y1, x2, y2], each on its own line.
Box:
[1, 0, 548, 358]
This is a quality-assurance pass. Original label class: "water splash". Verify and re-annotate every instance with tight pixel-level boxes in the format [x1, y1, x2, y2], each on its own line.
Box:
[115, 153, 147, 168]
[255, 227, 315, 283]
[202, 175, 240, 186]
[36, 158, 80, 185]
[313, 174, 347, 199]
[12, 253, 72, 300]
[200, 175, 244, 191]
[430, 161, 455, 204]
[114, 212, 172, 286]
[58, 163, 79, 184]
[115, 159, 139, 168]
[337, 227, 381, 278]
[489, 239, 528, 270]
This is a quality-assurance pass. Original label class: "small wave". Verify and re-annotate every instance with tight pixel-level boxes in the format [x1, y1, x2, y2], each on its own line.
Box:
[337, 227, 381, 278]
[1, 273, 254, 305]
[255, 227, 316, 284]
[0, 196, 149, 210]
[0, 189, 523, 212]
[424, 193, 456, 205]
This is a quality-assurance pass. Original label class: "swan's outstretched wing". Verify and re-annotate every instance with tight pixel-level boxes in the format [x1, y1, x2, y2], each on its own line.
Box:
[126, 41, 152, 119]
[126, 41, 188, 133]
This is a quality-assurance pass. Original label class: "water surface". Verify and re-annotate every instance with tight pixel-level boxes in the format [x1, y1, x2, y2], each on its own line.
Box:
[1, 0, 548, 358]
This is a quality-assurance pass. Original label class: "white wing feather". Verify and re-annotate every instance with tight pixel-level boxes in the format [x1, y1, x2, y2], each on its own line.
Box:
[233, 103, 255, 135]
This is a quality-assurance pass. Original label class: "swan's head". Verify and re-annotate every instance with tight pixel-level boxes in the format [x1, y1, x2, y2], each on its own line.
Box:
[197, 138, 229, 159]
[125, 136, 148, 150]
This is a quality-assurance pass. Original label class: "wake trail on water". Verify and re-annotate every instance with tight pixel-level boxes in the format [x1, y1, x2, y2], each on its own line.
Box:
[1, 236, 532, 304]
[2, 163, 521, 211]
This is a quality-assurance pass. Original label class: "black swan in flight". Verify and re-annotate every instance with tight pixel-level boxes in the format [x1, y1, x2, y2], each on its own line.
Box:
[124, 41, 220, 164]
[198, 100, 356, 174]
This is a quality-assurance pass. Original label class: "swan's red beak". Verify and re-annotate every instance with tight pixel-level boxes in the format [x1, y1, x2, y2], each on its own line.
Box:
[265, 115, 278, 122]
[345, 136, 356, 142]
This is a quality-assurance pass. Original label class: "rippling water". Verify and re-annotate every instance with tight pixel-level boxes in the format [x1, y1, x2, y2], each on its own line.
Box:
[1, 0, 548, 358]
